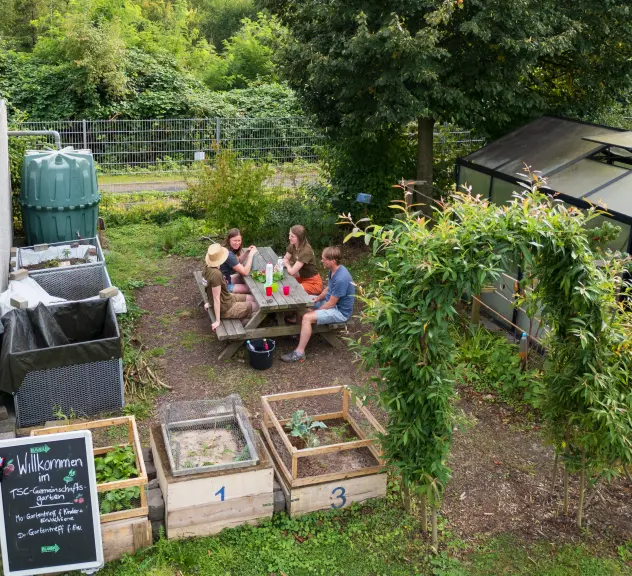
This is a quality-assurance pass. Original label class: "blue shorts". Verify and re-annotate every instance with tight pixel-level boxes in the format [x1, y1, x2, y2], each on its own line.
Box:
[313, 300, 349, 325]
[227, 282, 235, 292]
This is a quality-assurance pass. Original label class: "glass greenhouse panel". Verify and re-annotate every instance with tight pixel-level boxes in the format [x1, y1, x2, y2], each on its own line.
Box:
[490, 178, 523, 205]
[457, 166, 491, 197]
[546, 159, 628, 199]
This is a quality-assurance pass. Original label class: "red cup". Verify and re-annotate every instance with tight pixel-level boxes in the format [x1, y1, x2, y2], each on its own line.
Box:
[266, 286, 273, 297]
[283, 286, 290, 296]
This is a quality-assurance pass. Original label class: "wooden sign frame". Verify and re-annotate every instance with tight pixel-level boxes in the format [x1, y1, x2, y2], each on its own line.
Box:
[0, 431, 104, 576]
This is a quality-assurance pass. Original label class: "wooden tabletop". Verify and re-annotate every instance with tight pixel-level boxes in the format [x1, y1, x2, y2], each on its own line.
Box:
[242, 247, 314, 311]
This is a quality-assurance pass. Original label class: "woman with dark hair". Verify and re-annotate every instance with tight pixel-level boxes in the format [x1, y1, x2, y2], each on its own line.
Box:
[219, 228, 257, 294]
[282, 225, 323, 295]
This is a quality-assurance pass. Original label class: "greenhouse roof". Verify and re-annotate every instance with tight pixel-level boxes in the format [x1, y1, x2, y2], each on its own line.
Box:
[459, 116, 632, 223]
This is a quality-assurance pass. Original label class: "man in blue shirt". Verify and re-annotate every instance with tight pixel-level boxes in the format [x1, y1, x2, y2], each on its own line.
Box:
[281, 246, 355, 363]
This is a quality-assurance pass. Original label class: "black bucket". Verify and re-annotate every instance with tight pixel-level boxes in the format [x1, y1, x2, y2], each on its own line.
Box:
[247, 339, 275, 370]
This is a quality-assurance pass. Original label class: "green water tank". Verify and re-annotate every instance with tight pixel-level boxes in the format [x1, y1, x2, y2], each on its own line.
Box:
[20, 148, 100, 245]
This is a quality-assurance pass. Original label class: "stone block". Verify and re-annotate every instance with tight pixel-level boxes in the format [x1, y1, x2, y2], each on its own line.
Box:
[88, 247, 97, 256]
[273, 489, 286, 513]
[151, 520, 165, 542]
[0, 431, 16, 440]
[147, 488, 165, 522]
[145, 459, 157, 481]
[9, 269, 29, 281]
[10, 296, 28, 310]
[147, 478, 160, 491]
[99, 287, 119, 299]
[33, 244, 48, 252]
[142, 446, 153, 463]
[10, 247, 17, 256]
[0, 406, 9, 421]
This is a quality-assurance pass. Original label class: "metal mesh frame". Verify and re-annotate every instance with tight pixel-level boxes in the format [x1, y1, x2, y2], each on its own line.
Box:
[18, 236, 105, 270]
[30, 262, 111, 301]
[14, 359, 124, 429]
[161, 395, 259, 477]
[14, 118, 484, 192]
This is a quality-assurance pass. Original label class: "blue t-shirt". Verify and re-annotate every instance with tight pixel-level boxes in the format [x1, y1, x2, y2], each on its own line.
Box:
[220, 252, 239, 283]
[326, 265, 355, 319]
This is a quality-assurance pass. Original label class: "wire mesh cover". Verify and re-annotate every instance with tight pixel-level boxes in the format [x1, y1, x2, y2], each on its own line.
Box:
[161, 395, 259, 477]
[14, 359, 124, 429]
[30, 264, 111, 301]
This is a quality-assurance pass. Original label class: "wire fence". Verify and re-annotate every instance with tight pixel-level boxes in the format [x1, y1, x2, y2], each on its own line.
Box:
[14, 117, 484, 193]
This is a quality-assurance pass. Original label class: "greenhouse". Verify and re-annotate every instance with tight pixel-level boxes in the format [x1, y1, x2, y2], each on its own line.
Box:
[456, 116, 632, 253]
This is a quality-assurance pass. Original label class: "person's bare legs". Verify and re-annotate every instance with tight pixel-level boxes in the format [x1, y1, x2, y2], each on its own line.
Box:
[296, 310, 317, 354]
[230, 274, 250, 294]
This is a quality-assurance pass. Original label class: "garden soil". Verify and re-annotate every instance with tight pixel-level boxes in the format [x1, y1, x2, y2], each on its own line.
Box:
[134, 253, 632, 549]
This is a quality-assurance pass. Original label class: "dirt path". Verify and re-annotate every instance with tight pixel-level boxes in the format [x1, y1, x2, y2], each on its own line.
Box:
[134, 255, 632, 547]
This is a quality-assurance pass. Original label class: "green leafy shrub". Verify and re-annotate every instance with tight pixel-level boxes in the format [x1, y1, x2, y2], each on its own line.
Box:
[254, 186, 342, 253]
[100, 193, 188, 227]
[94, 445, 140, 515]
[184, 148, 272, 237]
[454, 327, 545, 409]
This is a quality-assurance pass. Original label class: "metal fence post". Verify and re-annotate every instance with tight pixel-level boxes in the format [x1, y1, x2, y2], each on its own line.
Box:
[82, 119, 88, 150]
[215, 118, 221, 148]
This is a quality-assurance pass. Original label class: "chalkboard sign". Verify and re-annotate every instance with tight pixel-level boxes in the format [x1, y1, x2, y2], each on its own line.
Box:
[0, 431, 103, 576]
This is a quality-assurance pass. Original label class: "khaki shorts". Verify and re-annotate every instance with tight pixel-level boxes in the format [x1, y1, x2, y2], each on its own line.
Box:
[223, 294, 252, 319]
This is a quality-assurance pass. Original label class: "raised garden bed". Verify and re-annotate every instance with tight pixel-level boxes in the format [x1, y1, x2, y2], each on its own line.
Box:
[261, 385, 388, 516]
[31, 416, 148, 524]
[17, 237, 104, 272]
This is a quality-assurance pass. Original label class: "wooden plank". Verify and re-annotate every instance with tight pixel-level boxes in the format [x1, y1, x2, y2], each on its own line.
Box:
[320, 330, 346, 349]
[277, 411, 344, 426]
[100, 506, 149, 524]
[30, 416, 132, 435]
[346, 412, 383, 462]
[97, 476, 147, 492]
[101, 517, 151, 563]
[291, 453, 298, 479]
[93, 444, 129, 456]
[263, 385, 345, 403]
[262, 398, 295, 455]
[218, 341, 243, 360]
[168, 492, 273, 532]
[260, 424, 293, 487]
[244, 307, 267, 330]
[355, 397, 387, 435]
[291, 465, 385, 488]
[289, 473, 387, 516]
[342, 388, 349, 417]
[295, 438, 377, 458]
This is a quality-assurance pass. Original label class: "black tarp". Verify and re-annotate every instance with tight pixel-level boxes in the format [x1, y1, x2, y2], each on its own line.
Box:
[0, 300, 121, 394]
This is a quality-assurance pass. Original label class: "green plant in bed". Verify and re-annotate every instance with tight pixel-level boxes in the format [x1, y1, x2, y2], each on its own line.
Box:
[94, 445, 140, 514]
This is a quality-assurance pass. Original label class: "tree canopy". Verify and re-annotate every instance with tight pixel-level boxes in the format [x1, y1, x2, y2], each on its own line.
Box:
[268, 0, 632, 199]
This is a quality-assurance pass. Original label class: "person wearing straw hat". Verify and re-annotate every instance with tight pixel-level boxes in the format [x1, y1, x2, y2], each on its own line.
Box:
[203, 243, 259, 331]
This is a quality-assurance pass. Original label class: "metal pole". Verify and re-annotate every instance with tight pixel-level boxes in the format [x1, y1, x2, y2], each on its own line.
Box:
[82, 119, 88, 150]
[7, 130, 62, 149]
[215, 117, 221, 148]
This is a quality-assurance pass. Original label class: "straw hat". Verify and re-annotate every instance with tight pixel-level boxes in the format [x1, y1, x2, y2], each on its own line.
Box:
[205, 243, 229, 267]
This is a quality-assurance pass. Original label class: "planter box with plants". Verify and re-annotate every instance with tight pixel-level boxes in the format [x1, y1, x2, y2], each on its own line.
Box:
[150, 396, 274, 540]
[260, 385, 388, 516]
[31, 416, 151, 562]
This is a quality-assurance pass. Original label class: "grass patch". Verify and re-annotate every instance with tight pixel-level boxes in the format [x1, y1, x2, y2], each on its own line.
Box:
[97, 493, 631, 576]
[180, 331, 212, 351]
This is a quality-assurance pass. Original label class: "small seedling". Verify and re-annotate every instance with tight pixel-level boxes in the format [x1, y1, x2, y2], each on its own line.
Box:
[62, 248, 71, 260]
[182, 461, 194, 469]
[234, 446, 250, 462]
[286, 410, 327, 448]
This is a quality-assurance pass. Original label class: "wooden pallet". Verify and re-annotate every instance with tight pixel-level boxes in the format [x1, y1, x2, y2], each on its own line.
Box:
[150, 425, 274, 539]
[101, 516, 152, 563]
[260, 385, 387, 516]
[31, 416, 148, 524]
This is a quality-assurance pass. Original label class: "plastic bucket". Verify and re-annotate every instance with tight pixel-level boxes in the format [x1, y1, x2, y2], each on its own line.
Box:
[247, 339, 275, 370]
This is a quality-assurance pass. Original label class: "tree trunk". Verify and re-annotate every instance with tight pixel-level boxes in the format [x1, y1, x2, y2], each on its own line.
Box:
[417, 116, 434, 210]
[402, 482, 411, 514]
[577, 458, 586, 529]
[551, 452, 559, 494]
[563, 466, 569, 515]
[420, 493, 427, 534]
[430, 494, 438, 553]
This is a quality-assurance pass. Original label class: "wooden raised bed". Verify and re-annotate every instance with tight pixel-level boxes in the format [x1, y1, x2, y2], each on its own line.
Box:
[150, 425, 274, 540]
[31, 416, 148, 524]
[261, 385, 388, 516]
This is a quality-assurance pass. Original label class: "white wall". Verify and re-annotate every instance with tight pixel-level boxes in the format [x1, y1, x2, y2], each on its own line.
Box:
[0, 100, 11, 292]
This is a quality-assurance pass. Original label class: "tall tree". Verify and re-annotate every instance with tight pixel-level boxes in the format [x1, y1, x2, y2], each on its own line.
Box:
[266, 0, 632, 201]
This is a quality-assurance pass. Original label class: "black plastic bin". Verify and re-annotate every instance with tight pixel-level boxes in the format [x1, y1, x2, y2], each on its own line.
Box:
[247, 338, 275, 370]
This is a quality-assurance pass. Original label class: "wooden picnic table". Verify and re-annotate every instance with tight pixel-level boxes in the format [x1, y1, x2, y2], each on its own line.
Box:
[194, 246, 346, 360]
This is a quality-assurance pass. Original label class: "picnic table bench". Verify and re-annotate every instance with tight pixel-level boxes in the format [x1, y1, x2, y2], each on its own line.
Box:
[194, 246, 346, 359]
